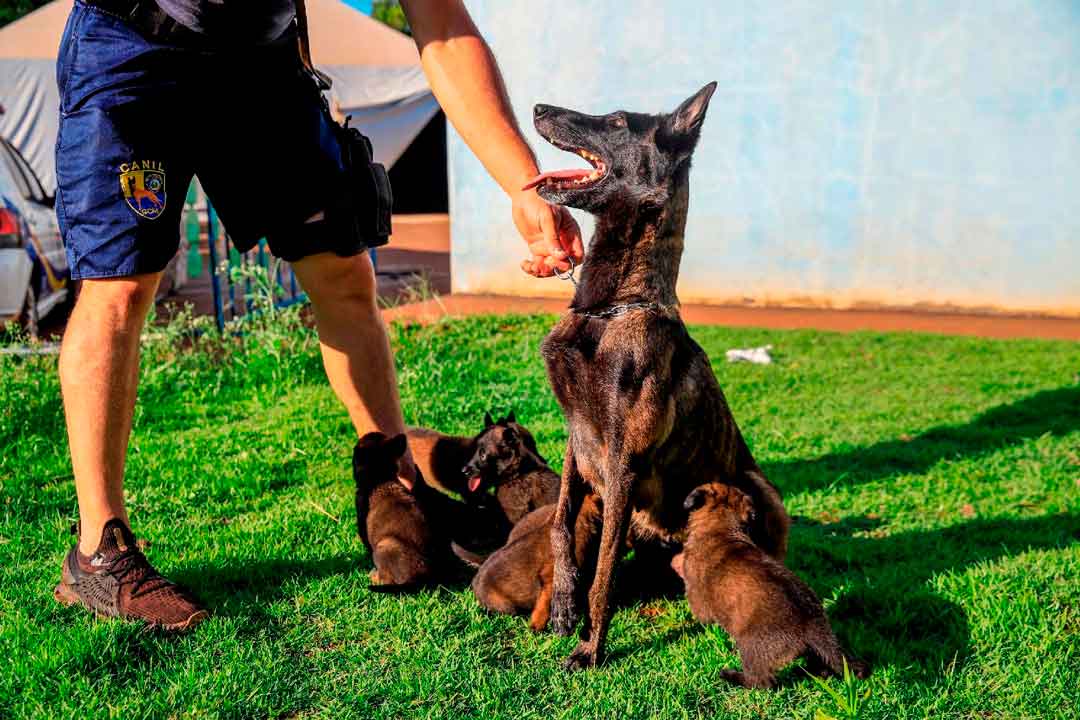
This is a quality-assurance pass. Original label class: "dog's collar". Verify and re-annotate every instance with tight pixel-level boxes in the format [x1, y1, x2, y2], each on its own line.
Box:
[572, 301, 680, 319]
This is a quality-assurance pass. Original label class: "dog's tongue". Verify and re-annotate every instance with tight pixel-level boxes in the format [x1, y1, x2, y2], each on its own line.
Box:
[522, 169, 593, 191]
[468, 476, 483, 492]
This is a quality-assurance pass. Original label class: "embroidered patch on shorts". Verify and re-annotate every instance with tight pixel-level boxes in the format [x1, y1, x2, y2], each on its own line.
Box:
[119, 160, 166, 220]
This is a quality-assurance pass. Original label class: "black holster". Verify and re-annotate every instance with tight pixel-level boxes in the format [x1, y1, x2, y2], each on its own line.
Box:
[330, 118, 393, 247]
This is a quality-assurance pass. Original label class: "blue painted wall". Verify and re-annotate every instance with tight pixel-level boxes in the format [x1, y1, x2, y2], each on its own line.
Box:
[448, 1, 1080, 315]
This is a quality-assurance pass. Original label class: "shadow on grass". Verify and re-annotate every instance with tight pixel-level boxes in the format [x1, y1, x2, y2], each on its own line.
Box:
[763, 385, 1080, 495]
[173, 550, 476, 621]
[172, 555, 359, 619]
[791, 512, 1080, 677]
[599, 512, 1077, 680]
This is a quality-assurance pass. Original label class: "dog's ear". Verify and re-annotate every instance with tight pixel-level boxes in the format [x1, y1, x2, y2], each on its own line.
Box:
[659, 81, 717, 152]
[737, 493, 756, 526]
[484, 411, 495, 428]
[506, 409, 517, 424]
[354, 432, 387, 464]
[669, 81, 717, 135]
[386, 433, 408, 459]
[683, 487, 708, 512]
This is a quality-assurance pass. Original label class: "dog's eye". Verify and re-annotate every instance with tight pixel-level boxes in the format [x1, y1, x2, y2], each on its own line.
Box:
[609, 114, 628, 129]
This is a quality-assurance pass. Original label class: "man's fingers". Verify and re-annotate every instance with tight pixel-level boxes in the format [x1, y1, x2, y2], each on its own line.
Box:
[555, 207, 585, 262]
[543, 254, 571, 273]
[538, 202, 558, 249]
[528, 239, 566, 262]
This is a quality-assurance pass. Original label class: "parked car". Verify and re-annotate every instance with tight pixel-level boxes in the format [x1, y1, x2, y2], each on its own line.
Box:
[0, 136, 71, 338]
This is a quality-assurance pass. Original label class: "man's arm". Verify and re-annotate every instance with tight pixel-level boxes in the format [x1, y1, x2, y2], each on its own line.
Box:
[400, 0, 583, 277]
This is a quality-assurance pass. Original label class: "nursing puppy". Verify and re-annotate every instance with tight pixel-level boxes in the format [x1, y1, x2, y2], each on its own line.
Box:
[461, 411, 560, 526]
[463, 494, 603, 632]
[353, 432, 449, 588]
[677, 483, 868, 689]
[406, 426, 475, 497]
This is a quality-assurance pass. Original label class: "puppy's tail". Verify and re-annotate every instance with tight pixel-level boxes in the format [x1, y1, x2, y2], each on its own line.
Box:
[451, 541, 490, 569]
[807, 629, 870, 680]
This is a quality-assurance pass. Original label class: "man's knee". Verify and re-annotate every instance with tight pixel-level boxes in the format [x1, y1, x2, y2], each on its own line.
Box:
[73, 275, 160, 324]
[296, 252, 378, 310]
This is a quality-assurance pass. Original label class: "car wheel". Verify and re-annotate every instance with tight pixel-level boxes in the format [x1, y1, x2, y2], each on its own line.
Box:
[20, 285, 39, 340]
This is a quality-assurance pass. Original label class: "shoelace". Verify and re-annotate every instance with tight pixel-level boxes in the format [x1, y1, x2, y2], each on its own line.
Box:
[105, 550, 173, 598]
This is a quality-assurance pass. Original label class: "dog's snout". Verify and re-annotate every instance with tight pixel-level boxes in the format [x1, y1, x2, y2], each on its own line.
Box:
[534, 104, 553, 120]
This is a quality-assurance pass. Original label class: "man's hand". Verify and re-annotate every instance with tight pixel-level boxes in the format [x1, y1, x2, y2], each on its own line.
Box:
[402, 0, 585, 278]
[513, 190, 584, 278]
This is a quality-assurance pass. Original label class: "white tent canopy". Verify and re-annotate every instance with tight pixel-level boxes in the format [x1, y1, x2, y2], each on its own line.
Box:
[0, 0, 438, 192]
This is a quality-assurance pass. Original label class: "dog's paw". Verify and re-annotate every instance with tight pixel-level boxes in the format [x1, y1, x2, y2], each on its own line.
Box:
[719, 669, 745, 686]
[549, 594, 579, 636]
[562, 643, 601, 672]
[847, 658, 871, 679]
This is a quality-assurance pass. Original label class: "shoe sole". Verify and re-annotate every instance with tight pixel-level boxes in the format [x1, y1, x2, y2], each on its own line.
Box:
[53, 582, 209, 632]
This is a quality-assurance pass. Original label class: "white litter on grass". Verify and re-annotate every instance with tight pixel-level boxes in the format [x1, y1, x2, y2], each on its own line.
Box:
[0, 342, 60, 356]
[725, 344, 774, 365]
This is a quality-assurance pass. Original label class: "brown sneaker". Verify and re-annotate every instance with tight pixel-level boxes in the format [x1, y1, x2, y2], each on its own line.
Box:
[53, 519, 208, 631]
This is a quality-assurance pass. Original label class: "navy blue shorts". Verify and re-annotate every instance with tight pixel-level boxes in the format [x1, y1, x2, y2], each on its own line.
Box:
[55, 1, 375, 280]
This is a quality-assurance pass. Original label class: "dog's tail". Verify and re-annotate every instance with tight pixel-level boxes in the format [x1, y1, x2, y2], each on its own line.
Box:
[451, 541, 490, 569]
[806, 625, 870, 680]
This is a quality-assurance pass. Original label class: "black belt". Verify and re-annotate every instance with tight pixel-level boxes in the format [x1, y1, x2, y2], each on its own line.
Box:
[81, 0, 207, 45]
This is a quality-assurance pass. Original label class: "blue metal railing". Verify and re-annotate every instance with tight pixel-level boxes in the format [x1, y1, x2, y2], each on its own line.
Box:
[190, 197, 377, 331]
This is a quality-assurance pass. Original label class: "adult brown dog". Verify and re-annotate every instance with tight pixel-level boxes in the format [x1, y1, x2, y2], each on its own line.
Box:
[531, 84, 791, 670]
[677, 484, 868, 688]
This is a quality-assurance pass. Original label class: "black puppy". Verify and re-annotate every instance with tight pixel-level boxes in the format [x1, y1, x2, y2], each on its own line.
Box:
[461, 411, 560, 526]
[534, 84, 791, 670]
[354, 432, 476, 589]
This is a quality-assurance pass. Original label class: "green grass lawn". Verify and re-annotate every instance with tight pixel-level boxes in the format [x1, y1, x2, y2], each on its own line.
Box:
[2, 312, 1078, 719]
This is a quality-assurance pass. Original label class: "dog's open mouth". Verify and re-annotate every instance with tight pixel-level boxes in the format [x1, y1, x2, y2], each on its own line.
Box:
[522, 146, 607, 192]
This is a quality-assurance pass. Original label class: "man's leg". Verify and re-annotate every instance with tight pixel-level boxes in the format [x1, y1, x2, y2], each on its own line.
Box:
[60, 273, 161, 555]
[55, 271, 206, 629]
[291, 251, 416, 482]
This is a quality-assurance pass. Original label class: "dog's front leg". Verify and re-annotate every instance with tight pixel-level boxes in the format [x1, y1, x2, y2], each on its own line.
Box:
[563, 465, 633, 671]
[550, 445, 585, 636]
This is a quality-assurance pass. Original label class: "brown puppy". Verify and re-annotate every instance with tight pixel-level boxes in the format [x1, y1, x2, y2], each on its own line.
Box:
[405, 426, 474, 497]
[464, 494, 603, 632]
[461, 412, 560, 526]
[678, 483, 868, 689]
[353, 432, 447, 588]
[536, 85, 791, 669]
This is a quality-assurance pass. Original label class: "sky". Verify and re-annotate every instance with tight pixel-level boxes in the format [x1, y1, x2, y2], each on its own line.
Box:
[341, 0, 373, 14]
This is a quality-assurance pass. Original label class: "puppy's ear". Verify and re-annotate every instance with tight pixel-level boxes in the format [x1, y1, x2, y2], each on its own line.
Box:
[733, 490, 756, 526]
[683, 487, 708, 512]
[386, 433, 408, 460]
[484, 411, 495, 428]
[659, 81, 717, 153]
[353, 432, 386, 465]
[506, 409, 517, 424]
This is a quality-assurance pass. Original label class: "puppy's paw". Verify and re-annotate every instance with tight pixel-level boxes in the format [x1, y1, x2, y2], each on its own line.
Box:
[368, 568, 382, 584]
[719, 669, 748, 687]
[562, 643, 601, 672]
[847, 658, 871, 679]
[549, 593, 579, 636]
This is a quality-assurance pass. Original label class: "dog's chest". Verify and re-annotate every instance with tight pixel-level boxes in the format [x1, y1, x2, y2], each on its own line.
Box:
[540, 315, 654, 411]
